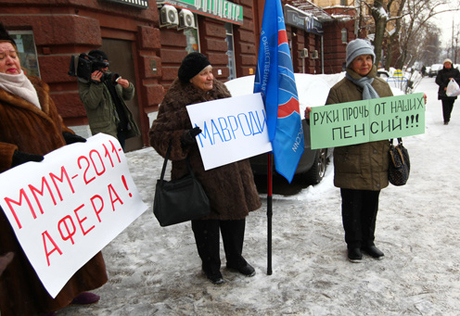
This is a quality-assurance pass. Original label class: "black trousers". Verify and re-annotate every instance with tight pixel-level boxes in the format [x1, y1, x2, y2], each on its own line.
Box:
[117, 130, 126, 151]
[191, 219, 246, 275]
[442, 98, 455, 123]
[340, 189, 380, 249]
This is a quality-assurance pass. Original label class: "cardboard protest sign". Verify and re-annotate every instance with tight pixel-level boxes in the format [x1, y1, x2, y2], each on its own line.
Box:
[310, 93, 425, 149]
[186, 93, 272, 170]
[0, 133, 147, 298]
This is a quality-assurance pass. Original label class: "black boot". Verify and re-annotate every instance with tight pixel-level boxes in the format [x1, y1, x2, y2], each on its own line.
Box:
[362, 245, 384, 259]
[192, 220, 224, 284]
[347, 247, 362, 263]
[221, 219, 256, 277]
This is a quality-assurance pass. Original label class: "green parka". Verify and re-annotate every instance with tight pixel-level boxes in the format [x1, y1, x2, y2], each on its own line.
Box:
[326, 67, 393, 191]
[78, 73, 140, 139]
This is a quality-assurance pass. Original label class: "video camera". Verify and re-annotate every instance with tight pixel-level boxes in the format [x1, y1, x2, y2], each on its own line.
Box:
[68, 53, 119, 84]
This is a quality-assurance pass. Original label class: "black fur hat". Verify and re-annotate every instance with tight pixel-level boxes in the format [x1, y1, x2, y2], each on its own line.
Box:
[88, 49, 109, 61]
[178, 52, 211, 83]
[0, 22, 16, 48]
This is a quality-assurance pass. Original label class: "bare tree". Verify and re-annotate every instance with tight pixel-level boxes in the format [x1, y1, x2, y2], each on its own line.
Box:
[356, 0, 459, 69]
[358, 0, 406, 67]
[398, 20, 442, 67]
[396, 0, 459, 68]
[384, 0, 406, 69]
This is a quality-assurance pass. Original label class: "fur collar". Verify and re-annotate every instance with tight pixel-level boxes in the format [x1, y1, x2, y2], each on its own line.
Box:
[162, 78, 231, 110]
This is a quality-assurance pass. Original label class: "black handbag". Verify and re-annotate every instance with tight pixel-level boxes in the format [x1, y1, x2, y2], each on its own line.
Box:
[388, 138, 410, 186]
[153, 142, 211, 227]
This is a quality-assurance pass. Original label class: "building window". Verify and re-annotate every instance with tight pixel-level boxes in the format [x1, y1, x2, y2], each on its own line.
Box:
[9, 30, 40, 77]
[225, 23, 236, 80]
[184, 29, 199, 54]
[341, 28, 348, 44]
[340, 0, 347, 5]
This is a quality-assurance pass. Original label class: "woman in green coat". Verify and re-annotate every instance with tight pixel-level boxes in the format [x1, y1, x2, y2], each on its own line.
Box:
[326, 39, 393, 262]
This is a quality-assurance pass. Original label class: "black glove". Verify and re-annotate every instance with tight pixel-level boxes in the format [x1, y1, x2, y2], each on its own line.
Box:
[63, 132, 87, 144]
[12, 151, 44, 167]
[181, 127, 202, 146]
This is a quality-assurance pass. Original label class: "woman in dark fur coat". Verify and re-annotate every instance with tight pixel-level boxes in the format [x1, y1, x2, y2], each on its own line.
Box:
[0, 23, 107, 316]
[150, 52, 261, 284]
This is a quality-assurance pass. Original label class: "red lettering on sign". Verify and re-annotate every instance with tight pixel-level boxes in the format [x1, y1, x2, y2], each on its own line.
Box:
[58, 215, 76, 244]
[78, 156, 96, 185]
[50, 166, 75, 201]
[42, 230, 63, 266]
[108, 184, 123, 211]
[90, 195, 104, 222]
[29, 176, 57, 216]
[74, 204, 95, 236]
[4, 188, 35, 229]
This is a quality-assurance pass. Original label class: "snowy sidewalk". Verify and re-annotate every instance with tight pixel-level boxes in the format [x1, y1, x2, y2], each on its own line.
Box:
[58, 77, 460, 316]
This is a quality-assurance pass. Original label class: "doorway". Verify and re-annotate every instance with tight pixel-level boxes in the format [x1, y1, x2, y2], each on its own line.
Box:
[101, 38, 143, 151]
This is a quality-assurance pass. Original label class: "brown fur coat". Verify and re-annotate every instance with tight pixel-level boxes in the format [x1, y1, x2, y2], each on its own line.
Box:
[149, 78, 261, 220]
[0, 76, 107, 315]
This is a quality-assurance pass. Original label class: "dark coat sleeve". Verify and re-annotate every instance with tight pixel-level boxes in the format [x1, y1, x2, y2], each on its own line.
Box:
[436, 68, 460, 100]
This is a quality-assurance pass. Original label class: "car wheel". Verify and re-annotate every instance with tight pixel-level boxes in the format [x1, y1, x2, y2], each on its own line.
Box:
[304, 148, 328, 185]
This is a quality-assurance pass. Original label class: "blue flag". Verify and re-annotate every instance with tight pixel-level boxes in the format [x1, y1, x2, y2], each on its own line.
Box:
[253, 0, 305, 183]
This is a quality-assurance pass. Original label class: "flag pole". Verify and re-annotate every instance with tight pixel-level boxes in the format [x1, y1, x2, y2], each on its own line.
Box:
[254, 0, 303, 276]
[267, 153, 273, 275]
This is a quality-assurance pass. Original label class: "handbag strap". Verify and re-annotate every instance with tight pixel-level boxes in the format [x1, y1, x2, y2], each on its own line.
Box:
[390, 146, 405, 165]
[389, 138, 405, 165]
[158, 141, 195, 184]
[159, 141, 172, 183]
[390, 137, 403, 146]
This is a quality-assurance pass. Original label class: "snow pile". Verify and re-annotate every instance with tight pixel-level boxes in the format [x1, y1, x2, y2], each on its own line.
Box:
[56, 77, 460, 316]
[225, 73, 344, 113]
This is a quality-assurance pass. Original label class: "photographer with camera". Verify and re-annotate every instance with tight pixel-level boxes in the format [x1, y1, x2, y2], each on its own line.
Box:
[77, 50, 140, 150]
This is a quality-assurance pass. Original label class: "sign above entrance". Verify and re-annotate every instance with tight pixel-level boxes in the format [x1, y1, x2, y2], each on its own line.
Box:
[284, 4, 305, 29]
[103, 0, 149, 9]
[284, 4, 323, 36]
[306, 14, 323, 36]
[158, 0, 243, 25]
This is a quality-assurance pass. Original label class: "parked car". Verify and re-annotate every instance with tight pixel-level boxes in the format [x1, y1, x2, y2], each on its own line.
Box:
[429, 64, 443, 77]
[425, 66, 431, 76]
[377, 68, 390, 78]
[225, 73, 339, 184]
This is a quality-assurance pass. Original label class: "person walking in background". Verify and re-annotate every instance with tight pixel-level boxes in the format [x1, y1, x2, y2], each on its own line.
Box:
[421, 65, 426, 77]
[149, 52, 261, 284]
[435, 58, 460, 125]
[78, 49, 140, 150]
[0, 22, 107, 316]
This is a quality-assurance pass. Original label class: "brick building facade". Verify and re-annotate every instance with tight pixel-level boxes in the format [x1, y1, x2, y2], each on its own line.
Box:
[1, 0, 356, 151]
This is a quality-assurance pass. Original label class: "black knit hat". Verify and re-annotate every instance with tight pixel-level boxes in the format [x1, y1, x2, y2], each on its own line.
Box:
[178, 52, 211, 83]
[88, 49, 109, 61]
[0, 22, 16, 48]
